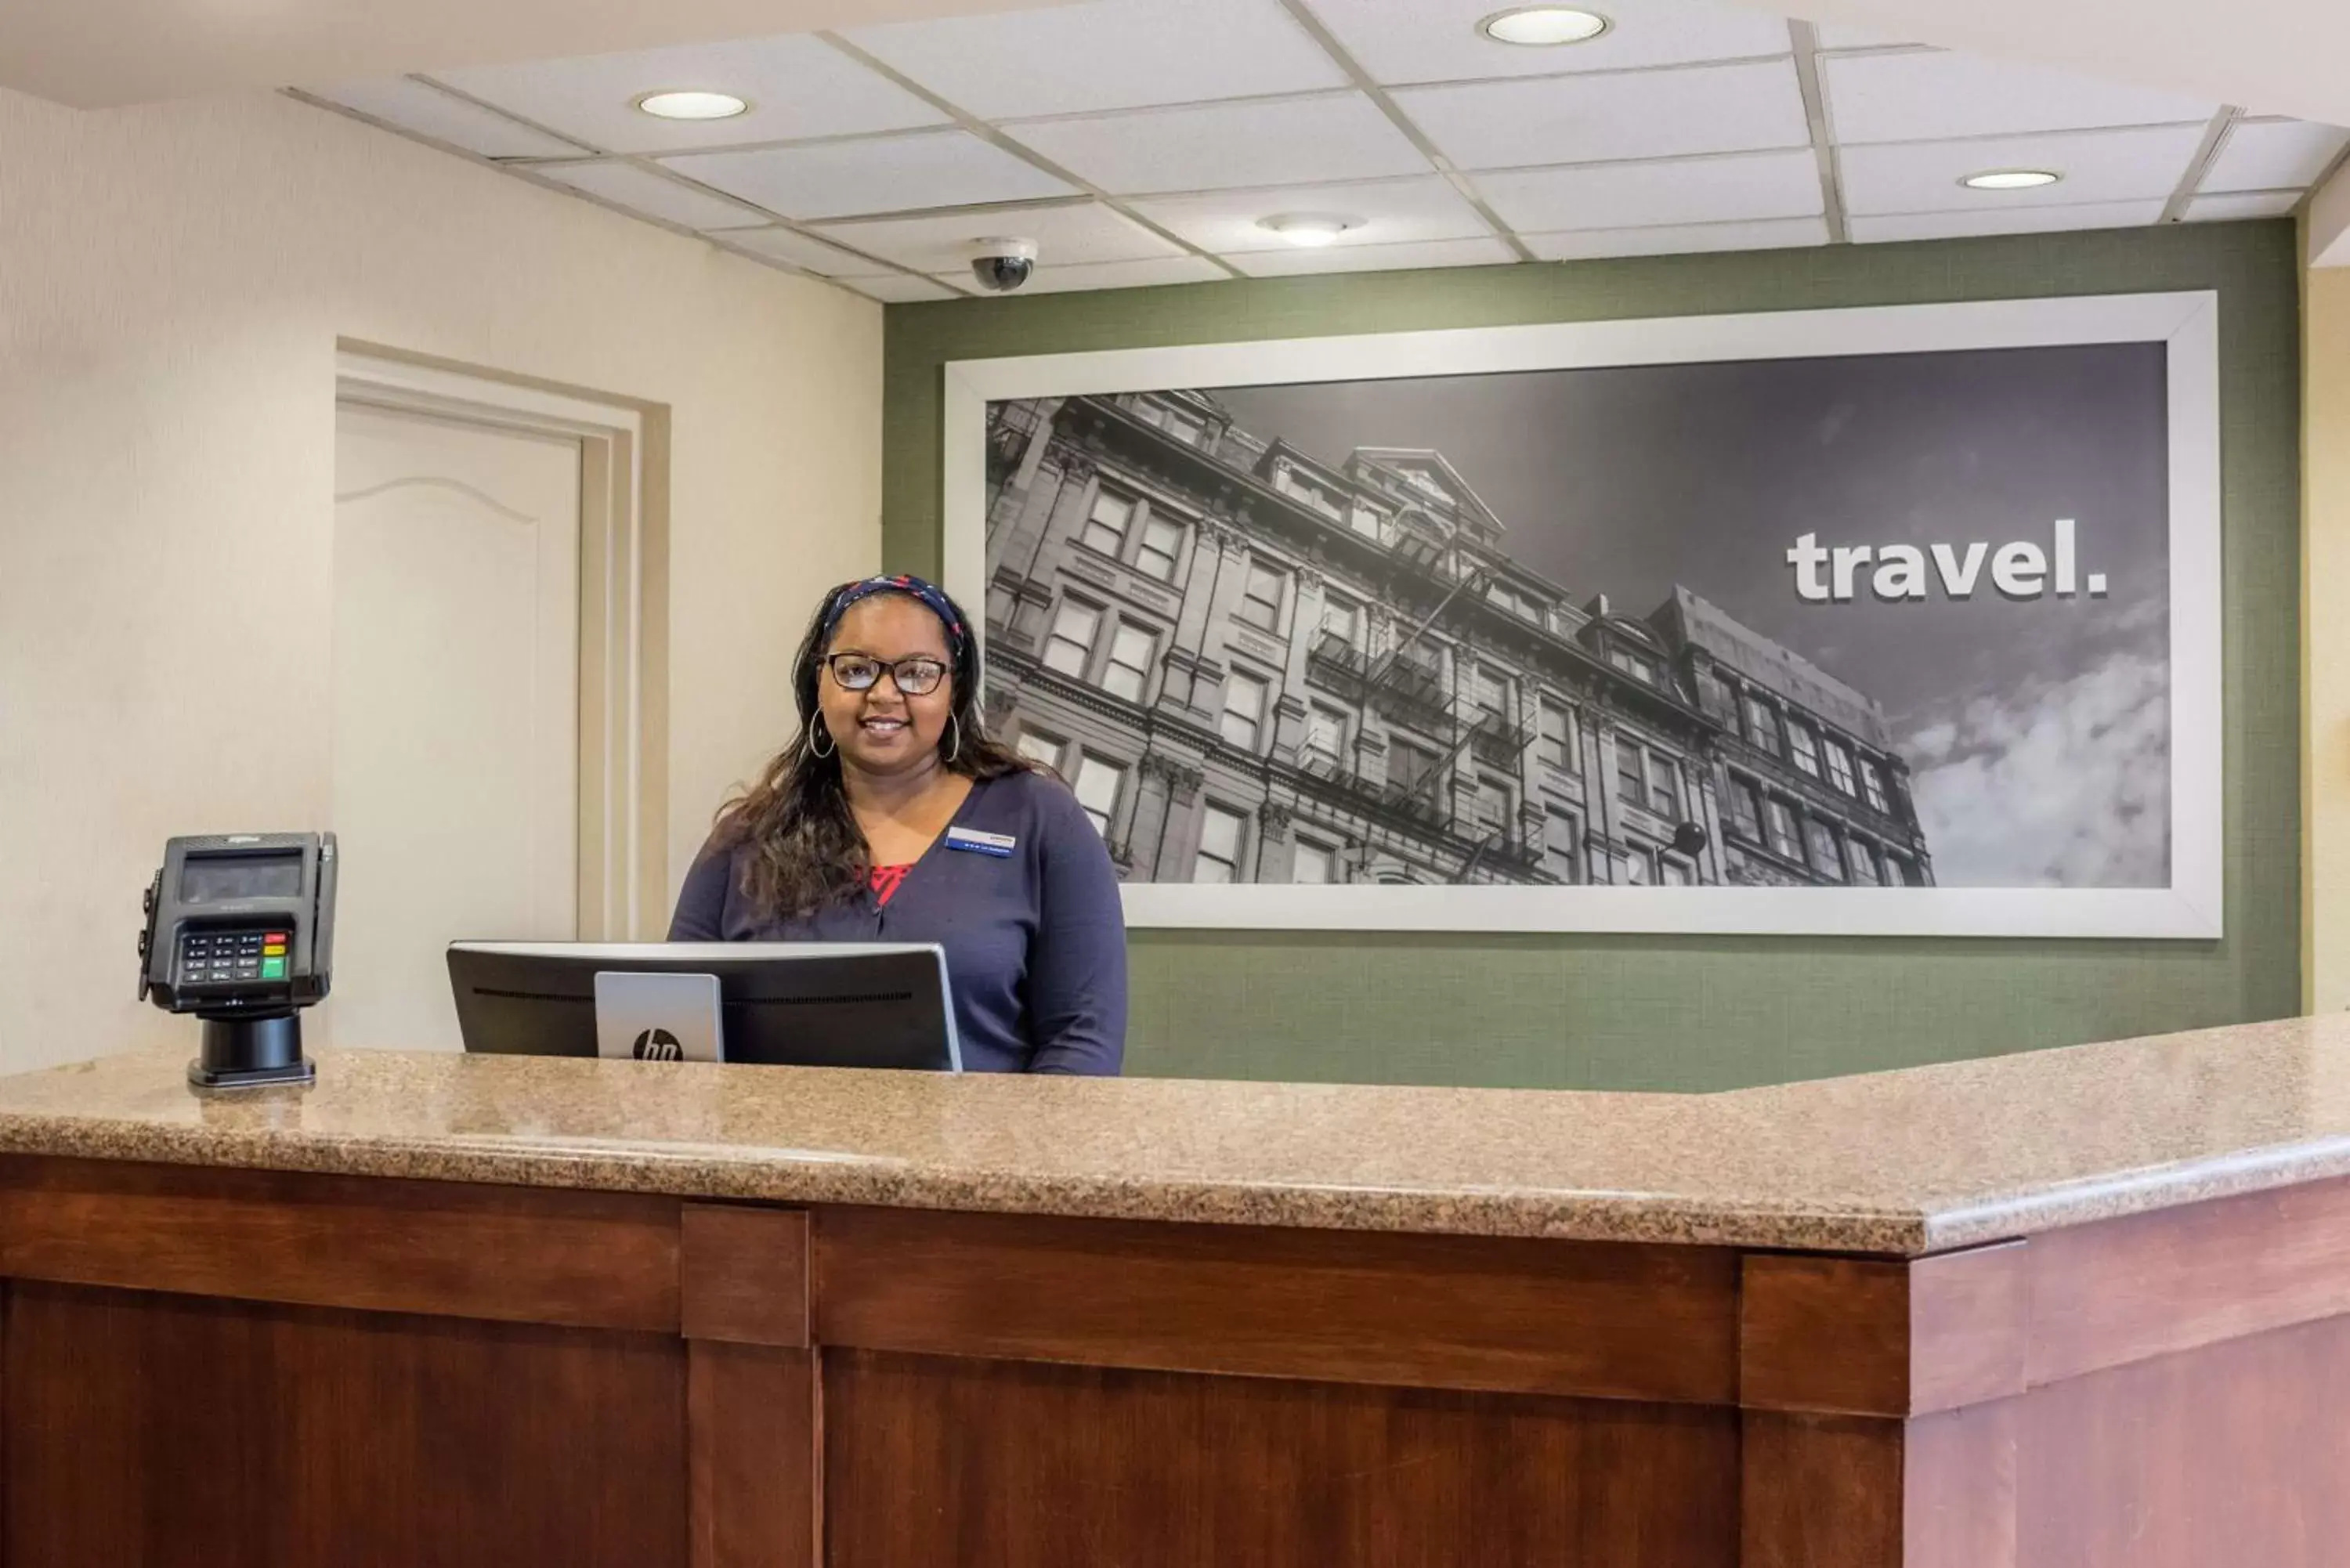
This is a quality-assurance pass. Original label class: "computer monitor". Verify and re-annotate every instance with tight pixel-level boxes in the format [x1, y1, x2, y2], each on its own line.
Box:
[446, 941, 961, 1072]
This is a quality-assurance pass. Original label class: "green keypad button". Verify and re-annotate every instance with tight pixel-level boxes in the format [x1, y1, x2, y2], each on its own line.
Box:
[260, 958, 287, 981]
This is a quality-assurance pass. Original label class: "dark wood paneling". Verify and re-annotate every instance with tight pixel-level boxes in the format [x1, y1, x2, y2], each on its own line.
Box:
[0, 1156, 678, 1331]
[2016, 1310, 2350, 1568]
[1741, 1411, 1904, 1568]
[682, 1205, 808, 1347]
[1742, 1243, 2032, 1416]
[3, 1279, 687, 1568]
[1908, 1242, 2030, 1413]
[2026, 1175, 2350, 1386]
[815, 1206, 1739, 1402]
[1904, 1402, 2018, 1568]
[823, 1347, 1739, 1568]
[689, 1342, 818, 1568]
[1741, 1256, 1911, 1415]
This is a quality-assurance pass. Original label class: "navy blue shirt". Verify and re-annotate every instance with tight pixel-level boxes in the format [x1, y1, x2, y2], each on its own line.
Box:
[668, 769, 1126, 1075]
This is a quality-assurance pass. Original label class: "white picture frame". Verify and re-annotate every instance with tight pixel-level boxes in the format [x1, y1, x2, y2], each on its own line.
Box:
[942, 291, 2222, 939]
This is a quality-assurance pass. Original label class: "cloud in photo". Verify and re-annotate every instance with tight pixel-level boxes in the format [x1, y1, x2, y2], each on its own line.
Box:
[1906, 652, 2171, 887]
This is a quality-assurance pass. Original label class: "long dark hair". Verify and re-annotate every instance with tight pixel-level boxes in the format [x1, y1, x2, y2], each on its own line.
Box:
[714, 580, 1032, 921]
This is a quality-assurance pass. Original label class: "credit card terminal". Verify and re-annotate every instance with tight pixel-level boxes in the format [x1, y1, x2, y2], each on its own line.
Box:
[137, 833, 337, 1089]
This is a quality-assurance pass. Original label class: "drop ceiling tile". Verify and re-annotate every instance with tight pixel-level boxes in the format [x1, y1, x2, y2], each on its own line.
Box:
[1839, 125, 2209, 215]
[841, 273, 966, 302]
[1525, 215, 1831, 259]
[1007, 95, 1430, 195]
[2186, 190, 2304, 221]
[532, 161, 763, 229]
[709, 225, 887, 275]
[2204, 119, 2350, 193]
[1473, 150, 1822, 232]
[663, 131, 1074, 220]
[1305, 0, 1793, 86]
[1821, 50, 2214, 145]
[1850, 200, 2167, 243]
[1228, 237, 1517, 276]
[935, 256, 1229, 294]
[434, 35, 945, 154]
[1130, 176, 1490, 254]
[312, 77, 588, 159]
[1394, 59, 1810, 172]
[810, 201, 1179, 273]
[841, 0, 1345, 119]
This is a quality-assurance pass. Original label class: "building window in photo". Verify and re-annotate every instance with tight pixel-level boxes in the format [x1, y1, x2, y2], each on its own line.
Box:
[1727, 777, 1762, 841]
[1195, 804, 1246, 883]
[1043, 600, 1101, 680]
[1622, 848, 1654, 884]
[1609, 647, 1654, 684]
[1014, 731, 1065, 771]
[1134, 515, 1185, 582]
[1220, 670, 1268, 751]
[1849, 837, 1882, 884]
[1806, 819, 1843, 880]
[1646, 750, 1680, 818]
[1238, 561, 1287, 633]
[1292, 838, 1336, 884]
[1659, 856, 1694, 886]
[1473, 664, 1514, 724]
[1072, 754, 1124, 837]
[1765, 797, 1802, 861]
[1861, 761, 1891, 813]
[1081, 490, 1133, 557]
[1474, 776, 1513, 833]
[1102, 623, 1156, 703]
[1824, 738, 1856, 795]
[1745, 695, 1780, 755]
[1538, 699, 1577, 772]
[1545, 810, 1582, 883]
[1616, 742, 1645, 818]
[1788, 721, 1822, 779]
[1306, 703, 1348, 766]
[1320, 595, 1359, 647]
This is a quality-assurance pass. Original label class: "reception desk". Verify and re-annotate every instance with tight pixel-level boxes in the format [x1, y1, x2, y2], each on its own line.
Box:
[2, 1018, 2348, 1566]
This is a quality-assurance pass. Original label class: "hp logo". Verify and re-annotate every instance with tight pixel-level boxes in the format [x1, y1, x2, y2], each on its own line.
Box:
[632, 1028, 683, 1062]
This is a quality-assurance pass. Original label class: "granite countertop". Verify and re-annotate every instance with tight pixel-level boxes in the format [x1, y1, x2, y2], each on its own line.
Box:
[1, 1015, 2347, 1255]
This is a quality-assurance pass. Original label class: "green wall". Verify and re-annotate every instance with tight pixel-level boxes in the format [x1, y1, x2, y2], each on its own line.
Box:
[883, 221, 2302, 1092]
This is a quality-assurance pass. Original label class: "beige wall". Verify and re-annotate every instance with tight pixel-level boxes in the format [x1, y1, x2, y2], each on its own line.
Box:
[0, 87, 882, 1069]
[2308, 253, 2350, 1009]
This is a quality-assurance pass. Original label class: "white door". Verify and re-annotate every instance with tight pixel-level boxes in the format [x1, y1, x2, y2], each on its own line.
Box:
[329, 402, 581, 1050]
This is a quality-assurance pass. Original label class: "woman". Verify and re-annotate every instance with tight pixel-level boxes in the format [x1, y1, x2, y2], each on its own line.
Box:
[669, 574, 1126, 1075]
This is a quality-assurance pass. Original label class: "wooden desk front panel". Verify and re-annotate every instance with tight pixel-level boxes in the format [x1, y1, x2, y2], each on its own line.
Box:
[4, 1281, 688, 1568]
[4, 1155, 2350, 1568]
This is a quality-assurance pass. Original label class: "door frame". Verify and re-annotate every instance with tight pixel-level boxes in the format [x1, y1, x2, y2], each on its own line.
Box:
[334, 344, 669, 941]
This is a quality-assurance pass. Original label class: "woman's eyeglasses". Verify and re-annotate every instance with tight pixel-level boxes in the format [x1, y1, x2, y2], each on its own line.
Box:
[824, 653, 947, 696]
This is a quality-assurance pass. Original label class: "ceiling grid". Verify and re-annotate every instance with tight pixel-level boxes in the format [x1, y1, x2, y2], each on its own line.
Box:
[293, 0, 2350, 300]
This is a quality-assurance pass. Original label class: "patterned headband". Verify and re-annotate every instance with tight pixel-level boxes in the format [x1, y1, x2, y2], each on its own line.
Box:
[821, 574, 971, 659]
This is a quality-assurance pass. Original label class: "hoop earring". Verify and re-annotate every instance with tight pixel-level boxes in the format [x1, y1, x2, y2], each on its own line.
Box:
[809, 721, 835, 760]
[944, 713, 964, 764]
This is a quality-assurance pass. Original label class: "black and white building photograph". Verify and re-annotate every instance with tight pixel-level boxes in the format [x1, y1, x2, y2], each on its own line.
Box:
[946, 298, 2219, 935]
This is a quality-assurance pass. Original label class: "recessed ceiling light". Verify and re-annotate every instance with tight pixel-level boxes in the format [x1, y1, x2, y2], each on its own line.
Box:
[1258, 213, 1365, 248]
[634, 89, 750, 121]
[1961, 168, 2062, 191]
[1478, 5, 1611, 46]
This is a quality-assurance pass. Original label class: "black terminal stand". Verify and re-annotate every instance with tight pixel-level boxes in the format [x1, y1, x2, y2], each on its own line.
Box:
[188, 1013, 316, 1090]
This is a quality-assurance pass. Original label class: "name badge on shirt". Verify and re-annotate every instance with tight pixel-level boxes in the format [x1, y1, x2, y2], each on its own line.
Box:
[945, 827, 1017, 858]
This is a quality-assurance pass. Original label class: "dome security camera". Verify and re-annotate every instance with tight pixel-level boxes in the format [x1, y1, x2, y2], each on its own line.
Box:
[968, 237, 1039, 294]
